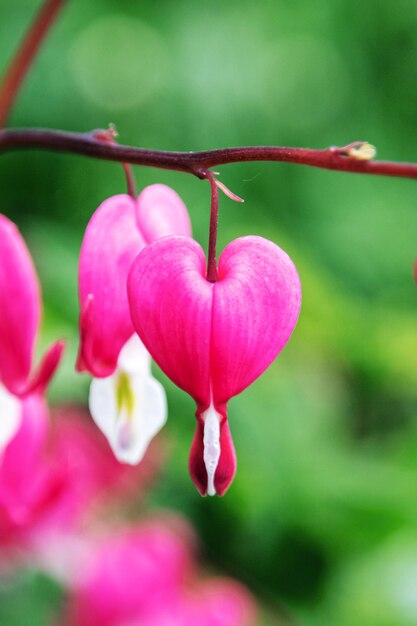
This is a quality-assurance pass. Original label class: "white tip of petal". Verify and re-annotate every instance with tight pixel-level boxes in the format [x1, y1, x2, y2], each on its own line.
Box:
[89, 370, 167, 465]
[202, 404, 221, 497]
[0, 385, 21, 457]
[117, 334, 151, 376]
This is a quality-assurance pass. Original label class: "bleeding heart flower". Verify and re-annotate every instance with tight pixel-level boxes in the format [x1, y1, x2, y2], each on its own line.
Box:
[0, 401, 160, 552]
[77, 185, 191, 464]
[0, 215, 64, 453]
[127, 235, 301, 496]
[67, 521, 256, 626]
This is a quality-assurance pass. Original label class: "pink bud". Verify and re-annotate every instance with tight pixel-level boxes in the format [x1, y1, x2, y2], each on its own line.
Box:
[77, 186, 191, 378]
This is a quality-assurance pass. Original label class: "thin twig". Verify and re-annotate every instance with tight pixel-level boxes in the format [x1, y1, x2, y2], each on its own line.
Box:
[92, 127, 137, 198]
[1, 129, 417, 180]
[0, 0, 67, 127]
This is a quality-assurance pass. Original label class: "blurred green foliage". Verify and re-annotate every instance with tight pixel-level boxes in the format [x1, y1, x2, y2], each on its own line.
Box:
[1, 1, 417, 625]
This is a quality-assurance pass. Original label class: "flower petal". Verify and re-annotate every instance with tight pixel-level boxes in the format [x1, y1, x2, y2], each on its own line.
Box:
[48, 405, 164, 519]
[77, 195, 146, 377]
[0, 215, 40, 394]
[128, 236, 213, 410]
[212, 235, 302, 405]
[89, 351, 167, 465]
[117, 334, 151, 377]
[0, 384, 21, 457]
[128, 235, 301, 410]
[0, 394, 48, 510]
[136, 184, 192, 242]
[68, 523, 192, 626]
[191, 579, 257, 626]
[22, 339, 65, 397]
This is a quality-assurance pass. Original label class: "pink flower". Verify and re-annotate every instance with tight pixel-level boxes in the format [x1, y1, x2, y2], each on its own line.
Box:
[128, 235, 301, 496]
[0, 214, 64, 452]
[0, 404, 158, 552]
[67, 521, 256, 626]
[48, 406, 163, 517]
[0, 395, 58, 547]
[77, 186, 191, 464]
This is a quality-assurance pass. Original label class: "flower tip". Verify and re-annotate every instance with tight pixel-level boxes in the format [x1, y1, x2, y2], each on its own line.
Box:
[189, 415, 237, 497]
[19, 338, 66, 397]
[37, 338, 65, 391]
[76, 294, 117, 377]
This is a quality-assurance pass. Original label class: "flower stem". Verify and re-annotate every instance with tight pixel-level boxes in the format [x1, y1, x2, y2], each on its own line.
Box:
[92, 128, 137, 198]
[205, 172, 219, 283]
[1, 129, 417, 181]
[122, 163, 137, 198]
[0, 0, 67, 128]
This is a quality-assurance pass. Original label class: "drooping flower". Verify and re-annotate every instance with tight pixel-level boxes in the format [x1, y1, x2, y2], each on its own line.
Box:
[67, 521, 256, 626]
[77, 185, 191, 464]
[0, 215, 64, 453]
[127, 235, 301, 496]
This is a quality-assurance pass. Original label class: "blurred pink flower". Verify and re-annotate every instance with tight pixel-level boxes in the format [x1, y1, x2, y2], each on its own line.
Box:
[77, 186, 191, 464]
[0, 395, 60, 548]
[67, 521, 256, 626]
[0, 404, 159, 553]
[48, 406, 162, 517]
[128, 235, 301, 496]
[0, 214, 64, 451]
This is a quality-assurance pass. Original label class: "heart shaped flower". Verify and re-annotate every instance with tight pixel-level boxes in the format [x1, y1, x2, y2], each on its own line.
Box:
[77, 185, 191, 464]
[127, 235, 301, 495]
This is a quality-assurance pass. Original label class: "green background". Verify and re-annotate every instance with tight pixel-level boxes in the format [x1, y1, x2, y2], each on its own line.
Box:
[1, 1, 417, 624]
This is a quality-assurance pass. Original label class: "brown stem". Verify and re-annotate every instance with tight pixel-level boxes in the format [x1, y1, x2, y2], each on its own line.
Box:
[205, 172, 219, 282]
[1, 129, 417, 180]
[92, 128, 137, 198]
[0, 0, 67, 127]
[122, 163, 137, 198]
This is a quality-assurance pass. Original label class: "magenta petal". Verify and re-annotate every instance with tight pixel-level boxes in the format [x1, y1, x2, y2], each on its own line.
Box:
[215, 419, 237, 496]
[0, 215, 41, 394]
[136, 184, 192, 242]
[189, 418, 236, 496]
[128, 236, 213, 408]
[21, 339, 65, 397]
[78, 195, 146, 377]
[75, 294, 94, 373]
[193, 579, 257, 626]
[0, 394, 49, 519]
[129, 234, 301, 407]
[212, 236, 301, 405]
[188, 422, 206, 496]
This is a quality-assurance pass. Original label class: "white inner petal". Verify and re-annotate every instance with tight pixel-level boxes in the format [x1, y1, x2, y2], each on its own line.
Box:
[89, 338, 167, 465]
[0, 384, 21, 457]
[117, 334, 151, 376]
[202, 404, 221, 496]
